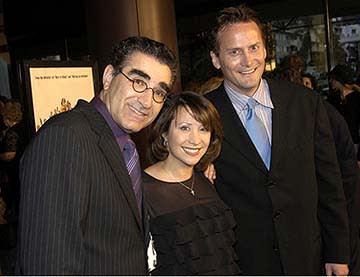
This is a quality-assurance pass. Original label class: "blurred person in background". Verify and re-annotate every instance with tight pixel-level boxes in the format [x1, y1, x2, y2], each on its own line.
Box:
[302, 72, 360, 275]
[329, 64, 360, 164]
[302, 73, 317, 91]
[0, 99, 24, 223]
[0, 99, 25, 275]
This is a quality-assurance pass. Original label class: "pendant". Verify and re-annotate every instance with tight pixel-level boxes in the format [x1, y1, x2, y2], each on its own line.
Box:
[190, 189, 195, 196]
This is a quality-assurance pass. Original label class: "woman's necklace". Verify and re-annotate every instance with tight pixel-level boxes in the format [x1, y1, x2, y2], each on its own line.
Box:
[165, 166, 196, 196]
[177, 174, 195, 196]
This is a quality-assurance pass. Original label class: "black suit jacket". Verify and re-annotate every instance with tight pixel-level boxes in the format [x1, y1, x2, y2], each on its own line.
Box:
[206, 79, 349, 275]
[325, 102, 360, 275]
[16, 100, 147, 275]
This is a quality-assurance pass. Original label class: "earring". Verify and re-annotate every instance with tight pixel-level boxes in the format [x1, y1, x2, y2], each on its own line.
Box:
[163, 139, 168, 147]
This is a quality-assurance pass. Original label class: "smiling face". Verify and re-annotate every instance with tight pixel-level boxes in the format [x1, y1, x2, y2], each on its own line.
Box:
[164, 106, 211, 170]
[100, 52, 172, 133]
[210, 21, 266, 97]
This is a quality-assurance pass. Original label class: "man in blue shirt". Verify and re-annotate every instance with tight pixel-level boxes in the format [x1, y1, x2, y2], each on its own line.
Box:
[206, 4, 349, 275]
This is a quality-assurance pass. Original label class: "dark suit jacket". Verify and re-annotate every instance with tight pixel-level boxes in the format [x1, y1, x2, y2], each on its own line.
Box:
[325, 102, 360, 275]
[206, 79, 349, 275]
[16, 100, 147, 275]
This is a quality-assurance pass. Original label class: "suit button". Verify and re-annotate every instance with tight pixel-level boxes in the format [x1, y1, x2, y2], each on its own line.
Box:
[274, 211, 281, 219]
[267, 180, 276, 188]
[273, 245, 279, 251]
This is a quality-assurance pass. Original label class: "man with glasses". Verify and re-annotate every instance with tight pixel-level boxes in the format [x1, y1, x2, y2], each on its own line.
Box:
[16, 36, 177, 275]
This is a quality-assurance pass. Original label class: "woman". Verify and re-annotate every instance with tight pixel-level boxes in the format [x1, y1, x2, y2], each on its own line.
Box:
[144, 91, 240, 275]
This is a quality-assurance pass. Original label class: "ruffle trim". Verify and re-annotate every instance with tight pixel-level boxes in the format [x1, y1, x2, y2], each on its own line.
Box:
[151, 259, 240, 275]
[150, 200, 240, 275]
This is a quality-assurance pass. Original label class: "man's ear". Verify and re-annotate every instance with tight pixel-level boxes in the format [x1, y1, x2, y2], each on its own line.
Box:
[263, 47, 267, 60]
[210, 51, 221, 70]
[102, 65, 115, 90]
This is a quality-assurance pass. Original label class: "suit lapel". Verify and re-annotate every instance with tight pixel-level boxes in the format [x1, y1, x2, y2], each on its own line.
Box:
[210, 86, 267, 174]
[77, 101, 143, 231]
[97, 136, 143, 229]
[267, 79, 286, 174]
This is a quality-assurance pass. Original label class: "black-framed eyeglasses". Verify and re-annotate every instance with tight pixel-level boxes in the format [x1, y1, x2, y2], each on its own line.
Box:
[117, 70, 167, 103]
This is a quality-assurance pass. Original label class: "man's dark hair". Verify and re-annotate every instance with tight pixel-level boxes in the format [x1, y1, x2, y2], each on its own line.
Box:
[210, 4, 265, 55]
[108, 36, 177, 87]
[329, 64, 355, 85]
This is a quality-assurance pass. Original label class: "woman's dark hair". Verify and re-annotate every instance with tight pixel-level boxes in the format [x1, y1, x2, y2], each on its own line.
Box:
[148, 91, 223, 171]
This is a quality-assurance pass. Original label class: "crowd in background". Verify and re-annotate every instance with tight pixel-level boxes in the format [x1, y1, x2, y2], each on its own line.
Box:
[0, 96, 24, 274]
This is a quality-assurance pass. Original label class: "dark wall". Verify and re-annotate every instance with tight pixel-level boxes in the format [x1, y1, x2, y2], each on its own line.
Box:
[85, 0, 139, 73]
[3, 0, 89, 61]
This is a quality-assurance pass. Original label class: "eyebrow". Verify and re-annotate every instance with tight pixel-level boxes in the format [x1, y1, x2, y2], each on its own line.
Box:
[128, 69, 150, 80]
[128, 68, 171, 93]
[226, 47, 242, 52]
[249, 42, 261, 48]
[226, 42, 260, 52]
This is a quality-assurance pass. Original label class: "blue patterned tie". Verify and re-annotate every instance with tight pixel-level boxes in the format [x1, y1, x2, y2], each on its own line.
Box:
[123, 138, 142, 218]
[246, 98, 271, 169]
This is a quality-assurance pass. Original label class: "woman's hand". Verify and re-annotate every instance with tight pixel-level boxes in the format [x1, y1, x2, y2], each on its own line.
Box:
[203, 163, 216, 184]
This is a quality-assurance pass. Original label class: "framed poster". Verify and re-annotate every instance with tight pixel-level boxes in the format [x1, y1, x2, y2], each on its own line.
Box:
[20, 60, 99, 137]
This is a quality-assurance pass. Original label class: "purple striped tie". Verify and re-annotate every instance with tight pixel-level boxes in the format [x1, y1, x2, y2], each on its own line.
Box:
[123, 138, 142, 218]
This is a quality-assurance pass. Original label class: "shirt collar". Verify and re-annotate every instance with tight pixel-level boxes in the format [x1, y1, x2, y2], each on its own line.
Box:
[224, 78, 274, 109]
[91, 96, 129, 150]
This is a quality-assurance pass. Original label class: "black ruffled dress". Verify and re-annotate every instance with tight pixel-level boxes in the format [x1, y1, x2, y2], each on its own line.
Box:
[144, 171, 240, 275]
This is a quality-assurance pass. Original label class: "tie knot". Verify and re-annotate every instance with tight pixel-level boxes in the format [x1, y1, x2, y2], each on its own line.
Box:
[247, 98, 257, 110]
[246, 98, 257, 120]
[123, 138, 136, 154]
